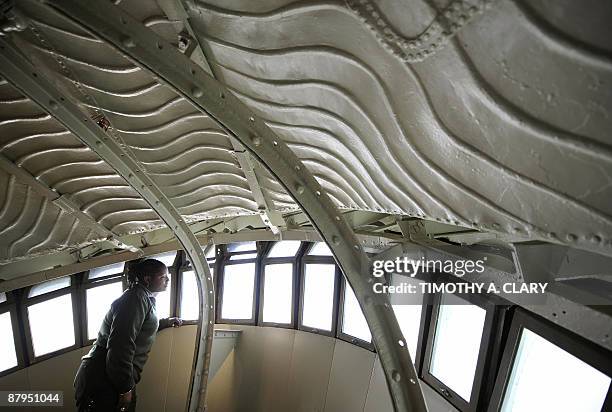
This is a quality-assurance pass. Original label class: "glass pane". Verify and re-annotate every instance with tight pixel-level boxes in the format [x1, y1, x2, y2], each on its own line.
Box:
[28, 294, 75, 357]
[342, 282, 371, 342]
[268, 241, 301, 258]
[29, 277, 70, 298]
[148, 251, 177, 268]
[86, 282, 124, 340]
[221, 263, 256, 320]
[501, 328, 610, 412]
[154, 272, 171, 319]
[308, 242, 333, 256]
[89, 262, 125, 280]
[429, 294, 487, 401]
[262, 263, 293, 324]
[0, 312, 17, 372]
[0, 292, 6, 304]
[229, 253, 258, 261]
[393, 304, 422, 362]
[181, 270, 200, 320]
[206, 246, 216, 260]
[302, 264, 335, 331]
[228, 242, 256, 253]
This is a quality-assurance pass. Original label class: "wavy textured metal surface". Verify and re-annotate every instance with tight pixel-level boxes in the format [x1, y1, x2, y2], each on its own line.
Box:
[1, 0, 611, 263]
[182, 0, 612, 255]
[17, 0, 260, 220]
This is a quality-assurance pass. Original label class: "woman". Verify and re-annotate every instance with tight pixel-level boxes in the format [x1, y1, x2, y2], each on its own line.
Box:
[74, 259, 182, 411]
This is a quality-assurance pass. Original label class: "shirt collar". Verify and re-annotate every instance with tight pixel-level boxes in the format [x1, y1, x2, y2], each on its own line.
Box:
[136, 282, 155, 297]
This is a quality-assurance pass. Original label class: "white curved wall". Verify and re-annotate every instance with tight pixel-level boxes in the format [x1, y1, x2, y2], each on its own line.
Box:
[207, 324, 457, 412]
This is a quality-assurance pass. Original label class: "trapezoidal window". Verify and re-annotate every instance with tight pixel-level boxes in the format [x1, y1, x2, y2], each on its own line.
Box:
[0, 311, 17, 372]
[220, 263, 256, 321]
[341, 279, 371, 343]
[501, 328, 610, 412]
[428, 294, 487, 401]
[28, 293, 75, 357]
[86, 281, 124, 340]
[180, 270, 200, 321]
[301, 263, 336, 332]
[261, 263, 293, 324]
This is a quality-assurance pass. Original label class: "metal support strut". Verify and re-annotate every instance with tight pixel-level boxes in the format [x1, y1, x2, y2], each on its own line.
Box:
[0, 36, 215, 412]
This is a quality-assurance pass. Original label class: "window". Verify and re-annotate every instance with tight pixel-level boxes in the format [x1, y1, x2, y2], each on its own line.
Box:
[229, 252, 258, 261]
[180, 270, 200, 321]
[0, 311, 17, 372]
[308, 242, 333, 256]
[153, 272, 172, 319]
[393, 304, 422, 362]
[86, 282, 123, 340]
[301, 264, 336, 331]
[149, 251, 177, 268]
[262, 263, 293, 324]
[228, 242, 256, 253]
[0, 292, 7, 304]
[28, 294, 75, 357]
[428, 294, 487, 401]
[390, 275, 425, 363]
[501, 329, 610, 412]
[268, 241, 301, 258]
[88, 262, 125, 280]
[341, 280, 371, 343]
[206, 246, 216, 260]
[28, 277, 70, 298]
[220, 263, 256, 320]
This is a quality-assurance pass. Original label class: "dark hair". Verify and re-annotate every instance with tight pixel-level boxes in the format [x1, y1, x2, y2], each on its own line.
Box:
[126, 259, 167, 286]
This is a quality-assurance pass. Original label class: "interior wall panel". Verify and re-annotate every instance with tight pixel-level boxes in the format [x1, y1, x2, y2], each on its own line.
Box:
[323, 339, 375, 412]
[364, 356, 394, 412]
[165, 326, 198, 412]
[287, 330, 336, 412]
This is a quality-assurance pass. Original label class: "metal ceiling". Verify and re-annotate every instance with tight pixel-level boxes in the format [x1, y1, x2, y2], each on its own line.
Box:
[1, 0, 611, 269]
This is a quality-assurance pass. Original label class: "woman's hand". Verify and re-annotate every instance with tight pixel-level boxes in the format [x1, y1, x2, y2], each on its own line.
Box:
[116, 389, 132, 411]
[159, 317, 183, 330]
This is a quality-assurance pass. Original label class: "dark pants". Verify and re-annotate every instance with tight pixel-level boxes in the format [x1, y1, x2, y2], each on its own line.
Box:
[74, 356, 137, 412]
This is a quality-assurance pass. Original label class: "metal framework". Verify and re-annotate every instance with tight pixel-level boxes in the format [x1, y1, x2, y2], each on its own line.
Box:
[0, 37, 215, 411]
[37, 1, 428, 410]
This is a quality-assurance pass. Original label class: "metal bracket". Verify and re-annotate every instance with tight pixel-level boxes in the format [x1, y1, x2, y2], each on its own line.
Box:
[38, 1, 428, 410]
[231, 139, 284, 234]
[0, 33, 215, 412]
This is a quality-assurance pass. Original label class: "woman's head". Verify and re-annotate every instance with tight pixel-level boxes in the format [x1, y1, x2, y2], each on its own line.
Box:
[127, 259, 169, 292]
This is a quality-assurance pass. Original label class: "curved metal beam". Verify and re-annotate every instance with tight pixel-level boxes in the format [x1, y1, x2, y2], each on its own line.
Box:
[38, 1, 428, 411]
[0, 36, 215, 411]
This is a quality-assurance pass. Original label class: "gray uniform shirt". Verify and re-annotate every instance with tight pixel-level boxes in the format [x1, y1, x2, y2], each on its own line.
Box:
[83, 283, 159, 393]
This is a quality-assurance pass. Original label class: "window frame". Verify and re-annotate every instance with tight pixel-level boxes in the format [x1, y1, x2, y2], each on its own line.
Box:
[421, 289, 505, 412]
[176, 249, 210, 325]
[257, 241, 305, 329]
[81, 276, 125, 344]
[216, 243, 261, 325]
[21, 276, 81, 364]
[81, 263, 127, 345]
[488, 308, 612, 412]
[297, 243, 340, 337]
[337, 275, 375, 351]
[0, 291, 25, 378]
[389, 280, 435, 374]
